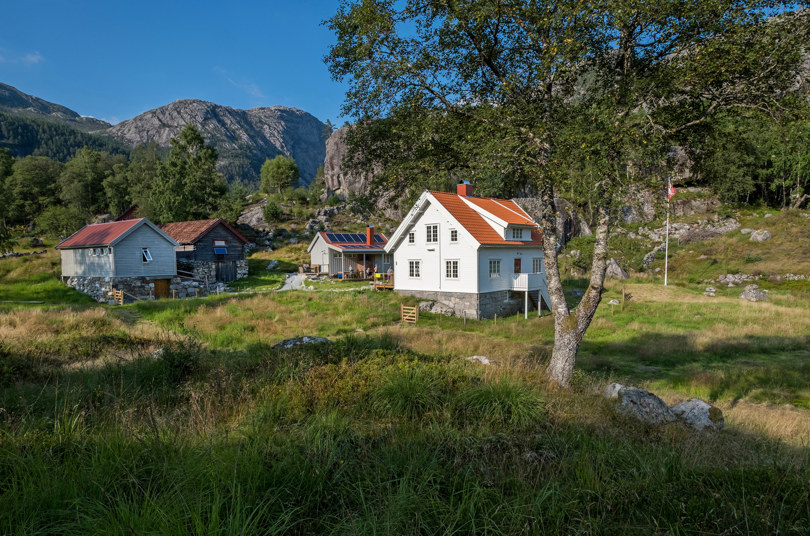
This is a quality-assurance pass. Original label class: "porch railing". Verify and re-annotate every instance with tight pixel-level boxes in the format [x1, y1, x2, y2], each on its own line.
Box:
[511, 273, 545, 291]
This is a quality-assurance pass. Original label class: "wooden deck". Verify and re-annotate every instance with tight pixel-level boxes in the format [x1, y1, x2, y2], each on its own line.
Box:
[373, 274, 395, 290]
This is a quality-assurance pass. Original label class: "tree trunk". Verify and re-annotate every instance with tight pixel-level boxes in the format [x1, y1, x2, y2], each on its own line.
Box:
[545, 200, 611, 387]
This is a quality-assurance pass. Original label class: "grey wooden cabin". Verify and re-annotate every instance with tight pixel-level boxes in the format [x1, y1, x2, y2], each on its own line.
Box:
[159, 219, 249, 282]
[56, 218, 179, 279]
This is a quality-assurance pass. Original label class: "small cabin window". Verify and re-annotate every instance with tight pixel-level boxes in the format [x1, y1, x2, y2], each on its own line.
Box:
[488, 259, 501, 278]
[142, 248, 153, 263]
[213, 240, 227, 247]
[445, 260, 459, 279]
[214, 247, 228, 255]
[511, 228, 524, 240]
[450, 229, 458, 243]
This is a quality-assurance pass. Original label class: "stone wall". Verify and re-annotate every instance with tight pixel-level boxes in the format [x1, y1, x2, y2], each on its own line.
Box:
[397, 289, 537, 319]
[178, 260, 249, 284]
[64, 275, 206, 304]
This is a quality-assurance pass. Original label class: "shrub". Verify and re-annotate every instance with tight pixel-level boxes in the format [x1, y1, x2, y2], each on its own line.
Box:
[458, 377, 545, 428]
[263, 201, 283, 223]
[374, 367, 444, 419]
[744, 253, 762, 264]
[325, 194, 341, 207]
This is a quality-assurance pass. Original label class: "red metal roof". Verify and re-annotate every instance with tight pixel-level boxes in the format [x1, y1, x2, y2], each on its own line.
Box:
[429, 191, 542, 246]
[159, 219, 249, 245]
[56, 219, 143, 248]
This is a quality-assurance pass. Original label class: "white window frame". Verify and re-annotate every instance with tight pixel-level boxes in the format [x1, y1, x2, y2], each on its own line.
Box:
[450, 229, 458, 243]
[532, 257, 543, 274]
[408, 259, 421, 278]
[488, 258, 501, 278]
[408, 231, 415, 244]
[445, 259, 459, 279]
[213, 240, 227, 247]
[142, 248, 153, 263]
[426, 224, 438, 244]
[511, 228, 524, 240]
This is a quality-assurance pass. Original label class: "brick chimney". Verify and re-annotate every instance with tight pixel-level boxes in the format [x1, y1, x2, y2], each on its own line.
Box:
[457, 181, 472, 196]
[366, 225, 374, 246]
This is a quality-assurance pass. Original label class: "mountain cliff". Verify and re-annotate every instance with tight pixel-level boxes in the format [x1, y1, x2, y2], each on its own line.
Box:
[107, 100, 327, 185]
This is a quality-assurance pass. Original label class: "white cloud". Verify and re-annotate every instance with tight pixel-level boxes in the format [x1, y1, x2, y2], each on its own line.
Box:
[213, 66, 266, 99]
[21, 52, 44, 64]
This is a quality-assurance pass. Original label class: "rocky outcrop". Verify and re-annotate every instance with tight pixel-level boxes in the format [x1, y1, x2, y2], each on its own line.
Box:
[273, 336, 332, 349]
[739, 284, 769, 302]
[323, 127, 375, 199]
[670, 399, 724, 431]
[605, 258, 630, 280]
[108, 99, 327, 185]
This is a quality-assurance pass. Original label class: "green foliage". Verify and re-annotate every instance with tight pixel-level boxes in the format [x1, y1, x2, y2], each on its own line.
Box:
[3, 155, 63, 224]
[374, 367, 444, 419]
[150, 125, 228, 223]
[0, 222, 15, 253]
[325, 194, 341, 206]
[58, 146, 115, 215]
[458, 377, 545, 428]
[263, 201, 283, 222]
[35, 205, 86, 238]
[260, 155, 299, 194]
[0, 111, 128, 162]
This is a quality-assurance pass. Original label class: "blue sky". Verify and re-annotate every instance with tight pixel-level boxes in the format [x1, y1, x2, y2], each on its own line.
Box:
[0, 0, 349, 125]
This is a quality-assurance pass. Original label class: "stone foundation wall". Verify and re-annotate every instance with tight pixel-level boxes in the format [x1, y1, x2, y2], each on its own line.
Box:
[396, 289, 537, 319]
[64, 276, 206, 304]
[178, 260, 249, 283]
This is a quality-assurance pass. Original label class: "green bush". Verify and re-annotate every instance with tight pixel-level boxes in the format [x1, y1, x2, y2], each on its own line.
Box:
[374, 367, 444, 419]
[263, 201, 283, 222]
[458, 377, 545, 427]
[326, 194, 341, 206]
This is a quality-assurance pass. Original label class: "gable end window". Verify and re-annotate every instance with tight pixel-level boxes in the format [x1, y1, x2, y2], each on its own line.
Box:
[445, 260, 459, 279]
[142, 248, 153, 263]
[488, 259, 501, 278]
[408, 231, 415, 244]
[511, 228, 524, 240]
[426, 224, 438, 243]
[450, 229, 458, 243]
[409, 260, 421, 278]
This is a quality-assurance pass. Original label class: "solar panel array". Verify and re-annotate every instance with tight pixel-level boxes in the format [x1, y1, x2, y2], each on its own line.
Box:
[325, 232, 386, 244]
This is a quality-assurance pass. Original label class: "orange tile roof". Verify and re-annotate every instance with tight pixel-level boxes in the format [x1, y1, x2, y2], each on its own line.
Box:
[429, 191, 542, 246]
[463, 197, 536, 226]
[160, 219, 248, 245]
[56, 219, 143, 248]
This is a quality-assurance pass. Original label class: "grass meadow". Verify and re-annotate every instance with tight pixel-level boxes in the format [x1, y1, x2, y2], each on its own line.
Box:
[1, 239, 809, 534]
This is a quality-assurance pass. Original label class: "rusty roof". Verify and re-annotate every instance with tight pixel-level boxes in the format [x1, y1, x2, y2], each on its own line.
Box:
[56, 219, 144, 248]
[159, 219, 248, 245]
[429, 191, 542, 246]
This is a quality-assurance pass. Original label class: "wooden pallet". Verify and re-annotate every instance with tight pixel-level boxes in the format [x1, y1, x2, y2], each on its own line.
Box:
[401, 304, 418, 324]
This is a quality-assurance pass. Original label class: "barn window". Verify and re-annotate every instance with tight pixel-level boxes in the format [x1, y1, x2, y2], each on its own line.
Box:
[213, 240, 227, 247]
[214, 247, 228, 255]
[142, 248, 153, 262]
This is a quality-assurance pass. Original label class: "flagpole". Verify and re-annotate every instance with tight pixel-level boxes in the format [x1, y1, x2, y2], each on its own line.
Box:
[664, 178, 670, 287]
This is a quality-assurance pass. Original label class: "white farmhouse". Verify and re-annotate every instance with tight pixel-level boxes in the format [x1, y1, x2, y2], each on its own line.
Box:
[384, 183, 551, 319]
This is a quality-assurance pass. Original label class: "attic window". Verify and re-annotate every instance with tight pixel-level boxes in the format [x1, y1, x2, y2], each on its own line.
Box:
[426, 224, 438, 243]
[142, 248, 153, 263]
[408, 231, 415, 244]
[450, 229, 458, 243]
[213, 240, 227, 247]
[511, 228, 524, 240]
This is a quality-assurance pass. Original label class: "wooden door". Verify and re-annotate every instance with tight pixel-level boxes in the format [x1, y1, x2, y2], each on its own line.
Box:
[514, 258, 522, 274]
[154, 279, 170, 299]
[216, 261, 236, 282]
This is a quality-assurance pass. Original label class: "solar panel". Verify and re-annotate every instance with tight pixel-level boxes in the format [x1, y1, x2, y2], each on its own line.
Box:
[352, 234, 364, 243]
[326, 233, 339, 242]
[374, 234, 384, 243]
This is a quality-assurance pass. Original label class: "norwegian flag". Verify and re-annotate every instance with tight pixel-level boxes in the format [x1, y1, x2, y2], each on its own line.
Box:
[667, 183, 676, 200]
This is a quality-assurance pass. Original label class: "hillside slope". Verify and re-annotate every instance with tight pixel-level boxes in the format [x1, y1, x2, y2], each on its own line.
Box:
[0, 82, 110, 132]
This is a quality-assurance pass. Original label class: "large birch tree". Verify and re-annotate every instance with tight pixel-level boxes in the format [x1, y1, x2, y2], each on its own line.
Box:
[325, 0, 808, 386]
